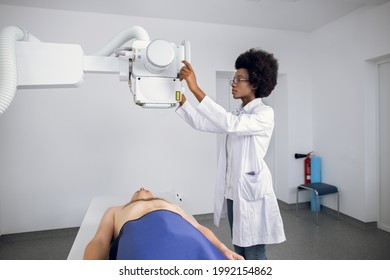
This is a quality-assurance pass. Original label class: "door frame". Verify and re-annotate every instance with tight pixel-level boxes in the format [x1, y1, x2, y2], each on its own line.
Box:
[377, 58, 390, 232]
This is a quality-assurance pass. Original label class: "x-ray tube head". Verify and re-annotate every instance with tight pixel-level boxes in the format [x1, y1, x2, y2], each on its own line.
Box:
[0, 25, 190, 114]
[130, 39, 190, 108]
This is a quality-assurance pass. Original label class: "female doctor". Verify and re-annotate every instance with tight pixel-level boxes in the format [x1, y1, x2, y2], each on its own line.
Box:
[176, 49, 286, 260]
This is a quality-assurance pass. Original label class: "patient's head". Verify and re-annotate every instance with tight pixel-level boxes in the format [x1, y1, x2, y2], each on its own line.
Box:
[131, 187, 154, 202]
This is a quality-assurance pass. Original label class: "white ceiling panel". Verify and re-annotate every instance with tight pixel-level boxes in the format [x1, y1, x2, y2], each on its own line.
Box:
[0, 0, 388, 32]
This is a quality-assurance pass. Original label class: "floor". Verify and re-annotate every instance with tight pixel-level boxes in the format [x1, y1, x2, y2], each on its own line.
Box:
[1, 203, 390, 260]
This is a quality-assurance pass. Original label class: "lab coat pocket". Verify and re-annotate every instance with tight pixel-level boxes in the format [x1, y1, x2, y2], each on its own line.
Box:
[240, 172, 263, 201]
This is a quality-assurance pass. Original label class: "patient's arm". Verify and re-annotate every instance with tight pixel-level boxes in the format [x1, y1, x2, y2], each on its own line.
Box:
[83, 207, 116, 260]
[173, 205, 244, 260]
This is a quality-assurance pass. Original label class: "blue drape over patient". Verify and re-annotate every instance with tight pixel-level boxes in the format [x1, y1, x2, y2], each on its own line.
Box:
[109, 210, 227, 260]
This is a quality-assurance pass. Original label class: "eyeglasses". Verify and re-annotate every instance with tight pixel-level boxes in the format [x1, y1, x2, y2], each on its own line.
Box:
[230, 77, 249, 85]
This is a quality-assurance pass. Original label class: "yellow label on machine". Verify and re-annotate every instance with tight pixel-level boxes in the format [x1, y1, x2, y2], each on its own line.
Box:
[175, 91, 181, 101]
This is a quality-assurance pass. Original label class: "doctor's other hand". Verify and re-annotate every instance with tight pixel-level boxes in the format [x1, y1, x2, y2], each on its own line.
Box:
[180, 60, 200, 93]
[179, 93, 187, 106]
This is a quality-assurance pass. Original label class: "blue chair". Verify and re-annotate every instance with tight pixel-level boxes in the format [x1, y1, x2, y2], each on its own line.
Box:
[296, 182, 340, 225]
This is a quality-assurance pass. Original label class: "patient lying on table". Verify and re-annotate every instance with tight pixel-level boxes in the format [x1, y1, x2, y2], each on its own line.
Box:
[83, 188, 243, 260]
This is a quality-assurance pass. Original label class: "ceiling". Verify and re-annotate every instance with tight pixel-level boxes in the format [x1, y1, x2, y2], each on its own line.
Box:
[0, 0, 389, 32]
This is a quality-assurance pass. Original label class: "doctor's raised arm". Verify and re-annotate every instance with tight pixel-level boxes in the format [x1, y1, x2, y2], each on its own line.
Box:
[178, 57, 275, 136]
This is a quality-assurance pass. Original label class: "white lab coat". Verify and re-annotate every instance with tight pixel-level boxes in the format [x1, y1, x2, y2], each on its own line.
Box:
[176, 96, 286, 246]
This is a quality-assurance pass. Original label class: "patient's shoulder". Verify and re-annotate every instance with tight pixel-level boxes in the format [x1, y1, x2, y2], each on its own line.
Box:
[107, 206, 122, 212]
[104, 206, 122, 217]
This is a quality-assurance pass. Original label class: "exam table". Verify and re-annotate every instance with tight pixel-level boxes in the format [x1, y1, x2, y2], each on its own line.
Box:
[67, 193, 181, 260]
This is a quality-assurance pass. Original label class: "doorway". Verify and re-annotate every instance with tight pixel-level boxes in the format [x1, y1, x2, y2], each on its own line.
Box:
[378, 60, 390, 233]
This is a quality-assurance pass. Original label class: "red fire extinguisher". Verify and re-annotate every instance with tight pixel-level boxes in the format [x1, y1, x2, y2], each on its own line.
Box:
[295, 152, 314, 184]
[304, 154, 311, 183]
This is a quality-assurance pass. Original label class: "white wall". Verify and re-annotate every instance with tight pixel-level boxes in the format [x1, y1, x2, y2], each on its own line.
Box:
[311, 3, 390, 222]
[0, 5, 312, 234]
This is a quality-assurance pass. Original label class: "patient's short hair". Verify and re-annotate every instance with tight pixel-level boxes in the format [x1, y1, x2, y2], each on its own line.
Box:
[235, 48, 278, 98]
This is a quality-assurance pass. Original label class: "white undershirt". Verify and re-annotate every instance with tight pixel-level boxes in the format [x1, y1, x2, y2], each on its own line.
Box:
[225, 135, 234, 200]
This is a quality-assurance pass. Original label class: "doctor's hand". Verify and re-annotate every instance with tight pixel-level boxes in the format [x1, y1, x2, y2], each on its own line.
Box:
[180, 60, 206, 103]
[180, 60, 198, 91]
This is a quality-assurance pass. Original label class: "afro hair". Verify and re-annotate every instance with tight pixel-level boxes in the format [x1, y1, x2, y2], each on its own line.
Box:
[235, 48, 278, 98]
